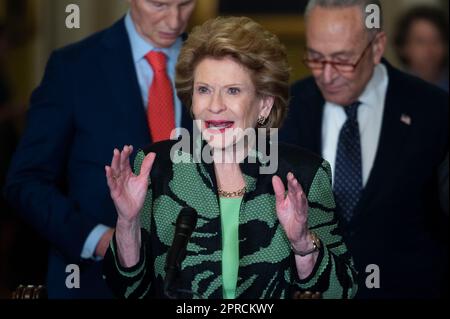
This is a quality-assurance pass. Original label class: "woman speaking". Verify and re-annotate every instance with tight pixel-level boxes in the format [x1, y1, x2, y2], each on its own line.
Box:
[103, 16, 357, 299]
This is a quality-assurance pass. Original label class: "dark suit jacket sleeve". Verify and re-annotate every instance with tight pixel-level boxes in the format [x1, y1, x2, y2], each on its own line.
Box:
[294, 160, 358, 298]
[4, 51, 99, 263]
[439, 153, 449, 217]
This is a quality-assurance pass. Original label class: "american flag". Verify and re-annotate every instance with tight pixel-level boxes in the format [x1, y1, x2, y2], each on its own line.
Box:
[400, 114, 412, 126]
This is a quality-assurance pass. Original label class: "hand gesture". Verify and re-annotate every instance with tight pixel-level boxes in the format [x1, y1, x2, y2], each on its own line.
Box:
[272, 172, 309, 246]
[105, 146, 156, 223]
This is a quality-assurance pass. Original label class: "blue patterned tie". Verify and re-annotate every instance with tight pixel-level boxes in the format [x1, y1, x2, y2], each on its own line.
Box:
[334, 102, 362, 222]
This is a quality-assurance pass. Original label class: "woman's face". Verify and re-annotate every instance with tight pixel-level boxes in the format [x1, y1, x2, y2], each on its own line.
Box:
[403, 19, 447, 75]
[192, 57, 273, 150]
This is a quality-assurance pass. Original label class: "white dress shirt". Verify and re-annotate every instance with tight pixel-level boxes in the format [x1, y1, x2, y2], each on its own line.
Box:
[322, 63, 389, 187]
[124, 12, 183, 127]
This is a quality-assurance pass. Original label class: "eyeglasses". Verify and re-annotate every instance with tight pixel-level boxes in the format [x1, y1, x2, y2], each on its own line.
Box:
[303, 38, 375, 73]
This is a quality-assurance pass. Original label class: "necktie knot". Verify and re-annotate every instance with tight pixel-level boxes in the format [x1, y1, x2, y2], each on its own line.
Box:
[145, 51, 167, 72]
[344, 101, 361, 122]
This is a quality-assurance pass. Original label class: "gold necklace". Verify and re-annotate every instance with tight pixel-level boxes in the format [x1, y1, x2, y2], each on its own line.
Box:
[218, 186, 246, 198]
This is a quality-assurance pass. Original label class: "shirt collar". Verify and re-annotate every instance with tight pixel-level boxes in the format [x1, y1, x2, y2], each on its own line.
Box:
[124, 11, 183, 64]
[357, 63, 389, 109]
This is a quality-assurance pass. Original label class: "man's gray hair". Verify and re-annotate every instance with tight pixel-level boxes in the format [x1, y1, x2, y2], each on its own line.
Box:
[305, 0, 383, 34]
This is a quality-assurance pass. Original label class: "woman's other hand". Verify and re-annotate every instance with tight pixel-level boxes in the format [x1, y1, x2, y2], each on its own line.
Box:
[272, 172, 310, 251]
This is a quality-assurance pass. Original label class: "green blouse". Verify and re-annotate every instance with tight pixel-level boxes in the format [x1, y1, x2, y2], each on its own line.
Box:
[219, 197, 243, 299]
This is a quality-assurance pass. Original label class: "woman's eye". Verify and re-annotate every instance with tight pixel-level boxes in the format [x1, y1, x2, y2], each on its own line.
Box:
[228, 87, 240, 95]
[197, 86, 210, 94]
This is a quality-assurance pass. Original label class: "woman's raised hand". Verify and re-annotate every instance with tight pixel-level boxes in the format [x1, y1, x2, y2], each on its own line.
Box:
[105, 146, 156, 224]
[272, 172, 310, 247]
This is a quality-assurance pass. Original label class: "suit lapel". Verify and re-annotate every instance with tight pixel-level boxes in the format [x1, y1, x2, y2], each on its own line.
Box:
[99, 18, 151, 145]
[352, 62, 411, 223]
[302, 81, 324, 154]
[309, 88, 325, 154]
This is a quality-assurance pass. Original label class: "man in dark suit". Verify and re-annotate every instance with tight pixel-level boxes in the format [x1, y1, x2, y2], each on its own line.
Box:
[439, 153, 449, 216]
[4, 0, 196, 298]
[281, 0, 448, 298]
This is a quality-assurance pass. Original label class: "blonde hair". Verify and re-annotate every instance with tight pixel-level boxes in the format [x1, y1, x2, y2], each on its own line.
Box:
[176, 16, 290, 129]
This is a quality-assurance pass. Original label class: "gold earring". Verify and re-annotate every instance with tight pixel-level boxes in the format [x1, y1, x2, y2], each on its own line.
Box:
[257, 116, 267, 127]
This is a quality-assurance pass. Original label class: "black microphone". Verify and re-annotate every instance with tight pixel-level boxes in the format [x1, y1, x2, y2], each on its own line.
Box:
[164, 207, 198, 299]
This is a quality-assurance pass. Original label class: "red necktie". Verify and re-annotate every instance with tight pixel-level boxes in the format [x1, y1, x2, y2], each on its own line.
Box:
[145, 51, 175, 143]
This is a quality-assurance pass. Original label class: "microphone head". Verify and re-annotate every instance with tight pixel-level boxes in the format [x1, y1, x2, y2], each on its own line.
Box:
[164, 207, 198, 298]
[176, 207, 198, 234]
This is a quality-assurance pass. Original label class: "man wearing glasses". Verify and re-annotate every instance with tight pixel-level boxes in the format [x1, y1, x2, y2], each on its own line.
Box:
[281, 0, 448, 298]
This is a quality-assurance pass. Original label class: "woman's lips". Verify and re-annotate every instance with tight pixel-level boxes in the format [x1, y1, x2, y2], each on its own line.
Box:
[204, 120, 235, 134]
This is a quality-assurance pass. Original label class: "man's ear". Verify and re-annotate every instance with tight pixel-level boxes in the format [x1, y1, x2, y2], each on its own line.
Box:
[259, 96, 275, 119]
[373, 31, 387, 64]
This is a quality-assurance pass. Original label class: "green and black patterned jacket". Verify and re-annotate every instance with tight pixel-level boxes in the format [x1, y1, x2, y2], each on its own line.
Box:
[103, 139, 357, 299]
